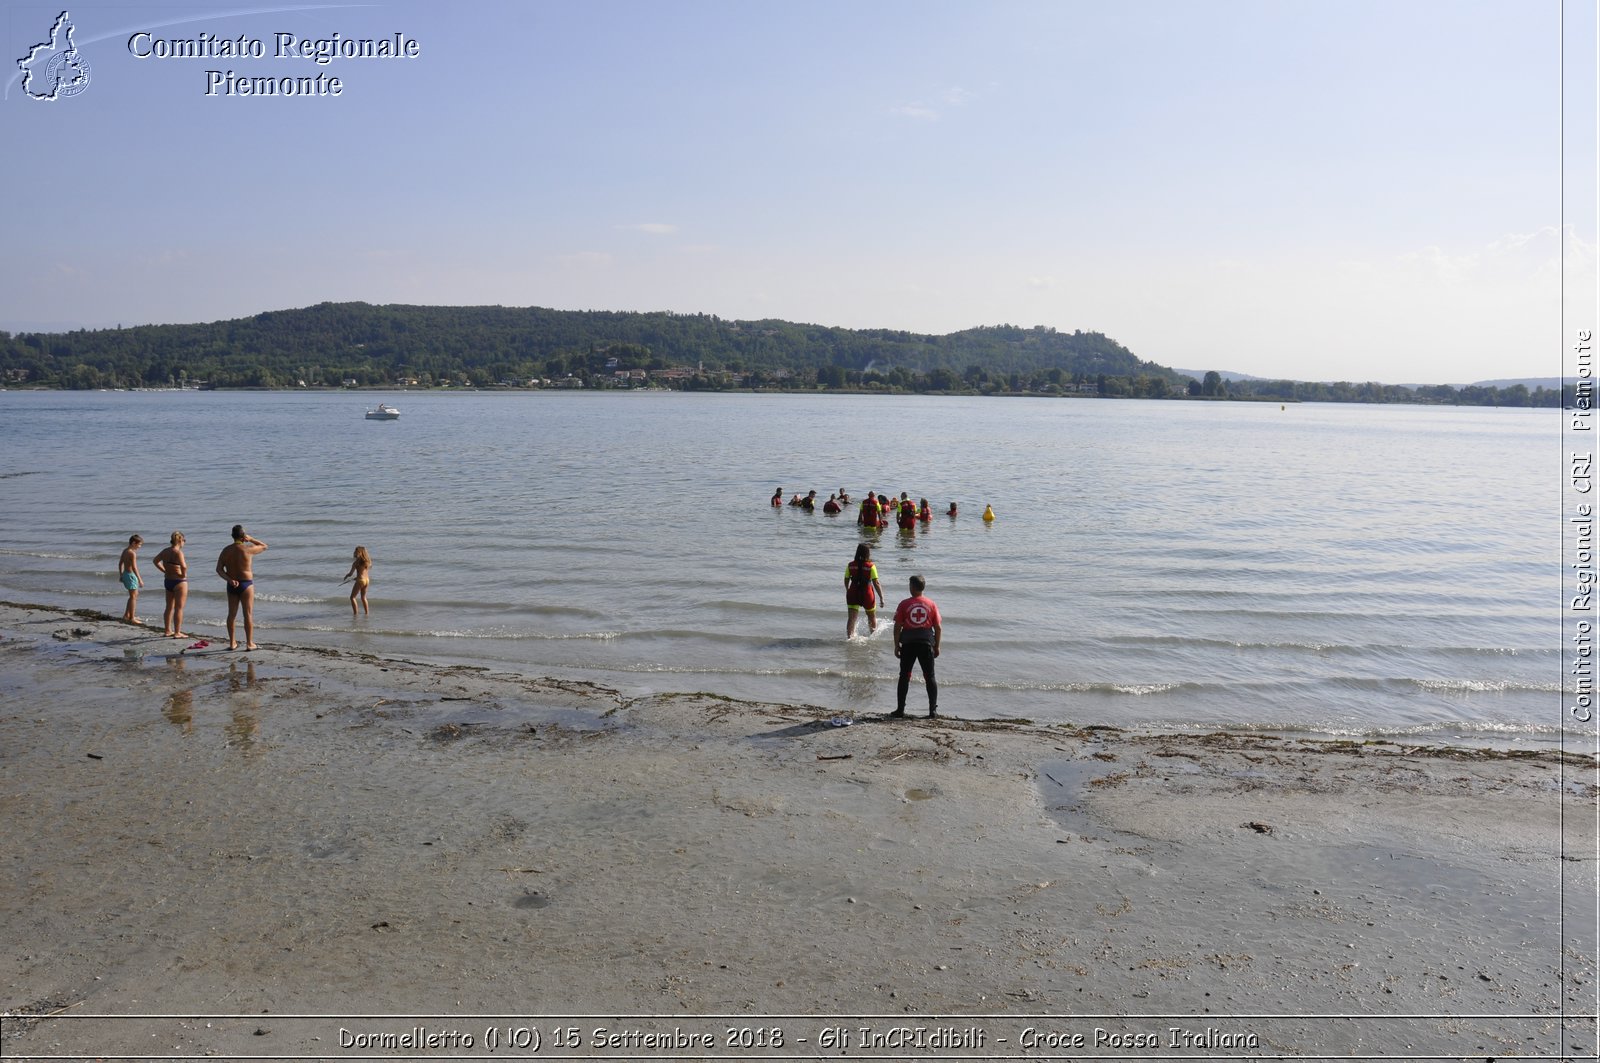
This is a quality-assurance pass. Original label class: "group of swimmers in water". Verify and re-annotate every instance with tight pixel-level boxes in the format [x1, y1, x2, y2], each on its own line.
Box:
[772, 487, 995, 527]
[116, 529, 374, 651]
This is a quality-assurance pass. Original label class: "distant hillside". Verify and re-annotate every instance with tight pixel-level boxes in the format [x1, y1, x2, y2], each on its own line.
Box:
[1172, 368, 1268, 383]
[0, 301, 1181, 391]
[0, 302, 1571, 407]
[1472, 377, 1563, 390]
[1177, 369, 1563, 390]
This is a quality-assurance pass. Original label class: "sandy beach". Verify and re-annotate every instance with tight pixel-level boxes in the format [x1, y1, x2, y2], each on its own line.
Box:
[0, 600, 1594, 1060]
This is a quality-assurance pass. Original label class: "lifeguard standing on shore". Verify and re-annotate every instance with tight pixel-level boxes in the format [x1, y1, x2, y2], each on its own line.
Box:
[890, 574, 942, 719]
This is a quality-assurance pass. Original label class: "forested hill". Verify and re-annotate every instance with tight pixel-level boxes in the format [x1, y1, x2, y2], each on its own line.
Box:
[0, 301, 1569, 407]
[0, 301, 1174, 391]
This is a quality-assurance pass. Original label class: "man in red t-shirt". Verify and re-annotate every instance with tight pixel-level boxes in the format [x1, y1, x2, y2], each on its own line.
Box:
[890, 574, 942, 718]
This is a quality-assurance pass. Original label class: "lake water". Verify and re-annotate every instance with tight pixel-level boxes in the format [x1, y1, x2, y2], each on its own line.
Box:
[0, 389, 1578, 749]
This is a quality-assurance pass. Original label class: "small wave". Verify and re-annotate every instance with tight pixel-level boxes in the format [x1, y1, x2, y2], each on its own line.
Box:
[1411, 677, 1564, 695]
[1105, 633, 1353, 653]
[1375, 718, 1581, 738]
[1126, 718, 1586, 743]
[758, 637, 839, 650]
[626, 661, 821, 680]
[705, 599, 821, 616]
[1276, 675, 1569, 697]
[256, 593, 325, 605]
[0, 549, 88, 560]
[965, 678, 1199, 696]
[1100, 634, 1548, 658]
[381, 598, 609, 620]
[278, 622, 622, 641]
[962, 675, 1566, 699]
[411, 627, 621, 642]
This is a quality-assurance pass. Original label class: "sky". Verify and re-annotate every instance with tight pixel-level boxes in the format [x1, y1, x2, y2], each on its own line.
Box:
[2, 0, 1595, 384]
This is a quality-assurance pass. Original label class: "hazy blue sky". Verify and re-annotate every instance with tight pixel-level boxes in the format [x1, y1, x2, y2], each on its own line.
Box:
[3, 0, 1594, 383]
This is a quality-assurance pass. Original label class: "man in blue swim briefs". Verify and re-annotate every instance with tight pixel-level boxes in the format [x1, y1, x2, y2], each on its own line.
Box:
[215, 524, 268, 650]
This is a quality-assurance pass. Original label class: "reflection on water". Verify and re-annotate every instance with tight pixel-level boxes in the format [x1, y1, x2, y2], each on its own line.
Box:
[155, 654, 264, 748]
[163, 656, 193, 732]
[839, 639, 882, 711]
[224, 659, 260, 749]
[226, 658, 257, 693]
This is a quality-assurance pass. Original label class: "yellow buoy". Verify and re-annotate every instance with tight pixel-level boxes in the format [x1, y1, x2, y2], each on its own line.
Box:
[982, 504, 996, 523]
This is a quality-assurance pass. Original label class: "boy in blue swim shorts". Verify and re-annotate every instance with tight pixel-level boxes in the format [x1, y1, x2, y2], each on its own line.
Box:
[118, 534, 144, 624]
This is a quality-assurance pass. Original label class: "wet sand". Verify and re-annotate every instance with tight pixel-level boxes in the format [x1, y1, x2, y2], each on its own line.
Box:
[0, 602, 1595, 1060]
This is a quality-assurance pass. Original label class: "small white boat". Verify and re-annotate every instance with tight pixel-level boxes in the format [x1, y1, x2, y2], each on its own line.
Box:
[365, 403, 400, 420]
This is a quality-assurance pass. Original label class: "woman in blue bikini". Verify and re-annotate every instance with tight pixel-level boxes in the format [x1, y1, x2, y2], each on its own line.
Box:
[151, 531, 189, 637]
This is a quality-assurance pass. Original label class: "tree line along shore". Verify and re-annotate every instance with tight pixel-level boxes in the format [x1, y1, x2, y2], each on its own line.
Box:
[0, 301, 1568, 407]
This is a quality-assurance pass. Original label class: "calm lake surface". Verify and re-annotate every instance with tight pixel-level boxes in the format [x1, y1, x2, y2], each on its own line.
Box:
[0, 390, 1577, 748]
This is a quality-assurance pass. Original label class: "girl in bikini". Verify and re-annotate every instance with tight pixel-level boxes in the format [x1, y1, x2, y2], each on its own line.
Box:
[151, 531, 187, 637]
[344, 546, 372, 616]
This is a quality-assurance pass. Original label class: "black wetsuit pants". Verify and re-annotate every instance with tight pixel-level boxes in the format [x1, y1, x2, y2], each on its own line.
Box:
[897, 638, 937, 714]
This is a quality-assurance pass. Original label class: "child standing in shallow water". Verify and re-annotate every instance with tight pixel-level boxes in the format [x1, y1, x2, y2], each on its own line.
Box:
[344, 546, 372, 615]
[118, 534, 144, 624]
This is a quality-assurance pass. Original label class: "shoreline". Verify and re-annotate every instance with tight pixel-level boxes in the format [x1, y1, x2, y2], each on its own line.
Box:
[0, 602, 1595, 1058]
[1, 386, 1569, 411]
[1, 596, 1576, 755]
